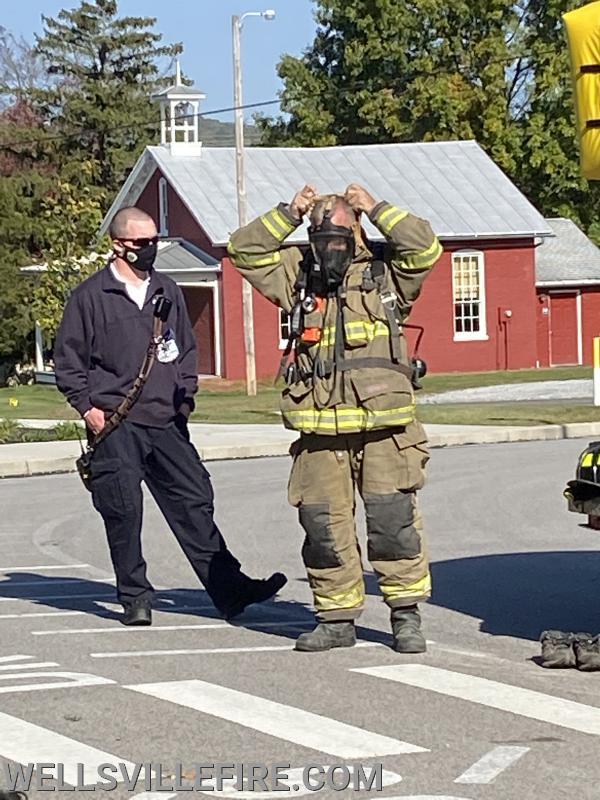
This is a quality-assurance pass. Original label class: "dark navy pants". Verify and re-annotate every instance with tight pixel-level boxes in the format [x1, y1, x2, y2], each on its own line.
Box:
[89, 420, 249, 612]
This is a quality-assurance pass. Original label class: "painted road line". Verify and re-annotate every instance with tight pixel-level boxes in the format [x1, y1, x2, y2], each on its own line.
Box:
[0, 671, 115, 695]
[0, 655, 33, 664]
[454, 746, 530, 784]
[0, 611, 94, 620]
[91, 642, 383, 659]
[133, 794, 176, 800]
[126, 679, 428, 758]
[0, 592, 116, 603]
[0, 662, 59, 671]
[0, 564, 91, 572]
[352, 664, 600, 737]
[0, 590, 213, 604]
[0, 577, 115, 588]
[32, 620, 312, 636]
[0, 709, 135, 785]
[0, 605, 218, 621]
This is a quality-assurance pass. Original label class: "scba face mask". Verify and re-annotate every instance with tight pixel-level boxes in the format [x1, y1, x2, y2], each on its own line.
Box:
[116, 237, 158, 272]
[308, 200, 355, 290]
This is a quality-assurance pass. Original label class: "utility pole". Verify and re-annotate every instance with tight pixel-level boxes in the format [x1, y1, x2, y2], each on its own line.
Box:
[232, 10, 275, 396]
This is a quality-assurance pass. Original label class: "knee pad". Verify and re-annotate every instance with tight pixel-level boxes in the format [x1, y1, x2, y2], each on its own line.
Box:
[364, 492, 421, 560]
[299, 503, 343, 569]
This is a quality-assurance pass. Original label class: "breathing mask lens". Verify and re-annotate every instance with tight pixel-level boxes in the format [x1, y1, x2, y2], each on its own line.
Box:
[309, 228, 354, 289]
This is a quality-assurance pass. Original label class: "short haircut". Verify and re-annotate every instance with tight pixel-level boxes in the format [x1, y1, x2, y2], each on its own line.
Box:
[309, 194, 356, 229]
[109, 207, 156, 239]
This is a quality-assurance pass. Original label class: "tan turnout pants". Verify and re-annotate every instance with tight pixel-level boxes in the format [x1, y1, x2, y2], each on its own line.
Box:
[288, 423, 431, 621]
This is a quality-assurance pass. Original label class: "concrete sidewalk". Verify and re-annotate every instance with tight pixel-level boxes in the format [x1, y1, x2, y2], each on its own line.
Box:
[2, 420, 600, 479]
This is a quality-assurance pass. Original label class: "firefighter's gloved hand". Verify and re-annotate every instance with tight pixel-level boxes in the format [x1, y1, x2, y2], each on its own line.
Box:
[290, 185, 317, 220]
[344, 183, 377, 216]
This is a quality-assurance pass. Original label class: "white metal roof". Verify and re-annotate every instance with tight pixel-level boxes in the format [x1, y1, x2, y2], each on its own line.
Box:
[101, 140, 552, 246]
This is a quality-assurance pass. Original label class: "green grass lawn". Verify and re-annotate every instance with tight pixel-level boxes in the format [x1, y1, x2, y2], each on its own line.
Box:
[418, 402, 600, 427]
[0, 365, 595, 431]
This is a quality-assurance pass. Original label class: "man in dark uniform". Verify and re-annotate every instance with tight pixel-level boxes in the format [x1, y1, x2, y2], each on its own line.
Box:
[54, 206, 286, 626]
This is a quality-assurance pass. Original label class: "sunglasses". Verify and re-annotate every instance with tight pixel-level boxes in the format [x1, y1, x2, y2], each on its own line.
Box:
[118, 237, 159, 248]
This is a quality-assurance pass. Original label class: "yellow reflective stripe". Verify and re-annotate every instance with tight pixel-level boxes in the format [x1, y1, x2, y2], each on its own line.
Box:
[404, 238, 443, 270]
[380, 574, 432, 602]
[260, 208, 294, 241]
[260, 214, 283, 239]
[270, 208, 295, 235]
[313, 580, 365, 613]
[381, 210, 409, 236]
[232, 251, 281, 268]
[581, 453, 594, 467]
[382, 211, 409, 233]
[344, 320, 389, 342]
[283, 404, 416, 433]
[377, 206, 401, 225]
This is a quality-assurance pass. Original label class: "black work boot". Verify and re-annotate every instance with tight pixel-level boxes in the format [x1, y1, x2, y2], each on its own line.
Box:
[574, 633, 600, 671]
[391, 605, 426, 653]
[122, 599, 152, 626]
[223, 572, 287, 621]
[294, 622, 357, 652]
[539, 630, 579, 668]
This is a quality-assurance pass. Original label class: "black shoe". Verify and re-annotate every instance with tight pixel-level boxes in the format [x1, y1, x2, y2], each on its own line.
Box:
[539, 629, 580, 668]
[294, 622, 356, 652]
[122, 599, 152, 626]
[391, 605, 427, 653]
[223, 572, 287, 621]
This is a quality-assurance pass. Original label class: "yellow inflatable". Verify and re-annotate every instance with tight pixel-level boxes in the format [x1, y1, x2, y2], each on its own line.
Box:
[564, 1, 600, 180]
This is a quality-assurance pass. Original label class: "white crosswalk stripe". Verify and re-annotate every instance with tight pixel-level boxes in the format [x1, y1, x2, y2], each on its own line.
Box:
[0, 710, 138, 786]
[352, 664, 600, 737]
[126, 678, 429, 758]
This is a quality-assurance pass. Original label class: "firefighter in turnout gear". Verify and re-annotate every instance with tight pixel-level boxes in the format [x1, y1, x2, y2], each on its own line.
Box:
[228, 184, 443, 652]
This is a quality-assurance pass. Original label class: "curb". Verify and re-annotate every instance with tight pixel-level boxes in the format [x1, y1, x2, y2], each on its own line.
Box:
[1, 422, 600, 479]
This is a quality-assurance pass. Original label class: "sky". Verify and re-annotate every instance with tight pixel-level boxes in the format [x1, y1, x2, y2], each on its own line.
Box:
[2, 0, 318, 123]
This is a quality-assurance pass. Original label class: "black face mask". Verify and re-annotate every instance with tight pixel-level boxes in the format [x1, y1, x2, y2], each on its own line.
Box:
[116, 239, 158, 272]
[308, 225, 354, 290]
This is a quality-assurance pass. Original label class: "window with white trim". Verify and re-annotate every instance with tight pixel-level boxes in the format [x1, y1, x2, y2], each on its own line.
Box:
[452, 250, 487, 340]
[158, 177, 169, 236]
[279, 308, 291, 349]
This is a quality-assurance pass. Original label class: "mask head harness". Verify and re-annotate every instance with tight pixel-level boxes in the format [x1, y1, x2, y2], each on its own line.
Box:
[307, 195, 356, 292]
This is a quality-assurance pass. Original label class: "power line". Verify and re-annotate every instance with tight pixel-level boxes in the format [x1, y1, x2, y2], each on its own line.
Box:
[0, 98, 280, 150]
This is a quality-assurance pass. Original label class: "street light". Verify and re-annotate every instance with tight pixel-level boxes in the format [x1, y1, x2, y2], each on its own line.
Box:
[232, 9, 276, 397]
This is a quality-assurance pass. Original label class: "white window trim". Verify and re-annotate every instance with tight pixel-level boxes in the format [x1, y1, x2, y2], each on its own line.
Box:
[452, 249, 489, 342]
[279, 307, 290, 350]
[158, 176, 169, 237]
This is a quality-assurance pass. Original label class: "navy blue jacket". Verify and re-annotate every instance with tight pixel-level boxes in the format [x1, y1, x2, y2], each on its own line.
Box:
[54, 265, 197, 427]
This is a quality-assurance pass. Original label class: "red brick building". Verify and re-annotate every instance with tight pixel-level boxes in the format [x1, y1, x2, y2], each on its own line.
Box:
[99, 82, 600, 378]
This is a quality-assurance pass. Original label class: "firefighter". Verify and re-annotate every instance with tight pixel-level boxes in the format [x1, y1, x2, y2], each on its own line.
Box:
[228, 184, 442, 652]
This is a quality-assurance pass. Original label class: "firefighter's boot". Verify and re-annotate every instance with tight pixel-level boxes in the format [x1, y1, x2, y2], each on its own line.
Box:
[391, 605, 426, 653]
[294, 622, 356, 652]
[574, 633, 600, 671]
[539, 630, 579, 668]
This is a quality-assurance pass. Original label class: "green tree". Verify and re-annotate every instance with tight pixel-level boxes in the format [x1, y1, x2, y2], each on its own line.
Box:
[34, 0, 182, 196]
[259, 0, 600, 241]
[515, 0, 600, 240]
[258, 0, 521, 171]
[32, 172, 107, 339]
[0, 100, 53, 363]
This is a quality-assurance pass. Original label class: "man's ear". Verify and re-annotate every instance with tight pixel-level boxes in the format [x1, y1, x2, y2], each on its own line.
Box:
[112, 240, 125, 256]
